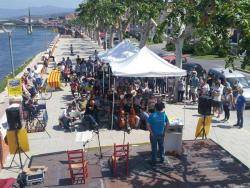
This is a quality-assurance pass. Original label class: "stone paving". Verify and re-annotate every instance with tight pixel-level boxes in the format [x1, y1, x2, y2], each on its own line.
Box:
[1, 36, 250, 179]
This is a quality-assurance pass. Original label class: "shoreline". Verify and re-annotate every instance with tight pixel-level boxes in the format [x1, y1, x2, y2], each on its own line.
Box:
[0, 34, 59, 94]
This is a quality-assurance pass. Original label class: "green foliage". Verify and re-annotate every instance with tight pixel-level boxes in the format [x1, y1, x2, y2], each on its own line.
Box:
[165, 43, 175, 51]
[225, 55, 237, 70]
[182, 42, 194, 54]
[153, 33, 163, 44]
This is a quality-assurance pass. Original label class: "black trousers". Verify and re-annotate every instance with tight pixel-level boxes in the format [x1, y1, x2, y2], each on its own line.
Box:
[223, 104, 230, 120]
[178, 91, 184, 102]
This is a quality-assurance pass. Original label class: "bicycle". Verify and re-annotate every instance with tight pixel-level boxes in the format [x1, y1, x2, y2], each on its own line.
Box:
[37, 79, 52, 100]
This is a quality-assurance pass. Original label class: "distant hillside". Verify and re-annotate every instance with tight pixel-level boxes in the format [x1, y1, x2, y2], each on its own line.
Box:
[0, 6, 75, 19]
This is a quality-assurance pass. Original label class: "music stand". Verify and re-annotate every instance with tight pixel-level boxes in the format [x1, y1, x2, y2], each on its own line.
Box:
[75, 130, 93, 152]
[85, 115, 103, 159]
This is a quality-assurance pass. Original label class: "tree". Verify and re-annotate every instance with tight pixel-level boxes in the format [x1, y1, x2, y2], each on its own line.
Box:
[158, 0, 250, 69]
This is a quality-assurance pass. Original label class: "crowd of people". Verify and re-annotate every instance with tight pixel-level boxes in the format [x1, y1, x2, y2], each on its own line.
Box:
[56, 49, 173, 132]
[180, 70, 246, 128]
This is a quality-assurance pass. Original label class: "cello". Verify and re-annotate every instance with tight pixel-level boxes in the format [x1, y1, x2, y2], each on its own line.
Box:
[128, 104, 137, 129]
[118, 108, 127, 129]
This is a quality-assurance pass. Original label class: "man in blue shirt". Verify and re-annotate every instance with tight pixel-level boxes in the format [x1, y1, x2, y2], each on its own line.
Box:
[234, 89, 246, 128]
[147, 102, 169, 165]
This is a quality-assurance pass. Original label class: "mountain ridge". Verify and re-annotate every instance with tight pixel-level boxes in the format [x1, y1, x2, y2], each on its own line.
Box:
[0, 5, 75, 19]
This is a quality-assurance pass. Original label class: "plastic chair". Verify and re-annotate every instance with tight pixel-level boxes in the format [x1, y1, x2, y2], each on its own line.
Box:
[0, 178, 16, 188]
[66, 149, 88, 184]
[111, 143, 129, 176]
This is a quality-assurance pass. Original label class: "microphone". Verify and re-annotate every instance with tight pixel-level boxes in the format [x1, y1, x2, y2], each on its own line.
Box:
[126, 124, 131, 134]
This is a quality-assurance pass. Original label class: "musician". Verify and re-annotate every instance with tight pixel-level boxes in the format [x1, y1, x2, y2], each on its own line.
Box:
[84, 99, 99, 126]
[59, 104, 73, 131]
[147, 102, 169, 165]
[77, 95, 87, 112]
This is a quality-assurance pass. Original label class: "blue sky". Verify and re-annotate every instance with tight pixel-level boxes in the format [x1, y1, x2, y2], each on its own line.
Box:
[0, 0, 84, 9]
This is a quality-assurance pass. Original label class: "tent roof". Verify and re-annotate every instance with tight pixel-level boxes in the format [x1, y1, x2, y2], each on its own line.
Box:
[98, 40, 139, 63]
[111, 46, 187, 77]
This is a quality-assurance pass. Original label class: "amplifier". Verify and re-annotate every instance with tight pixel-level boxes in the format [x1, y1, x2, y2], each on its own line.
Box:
[26, 170, 45, 186]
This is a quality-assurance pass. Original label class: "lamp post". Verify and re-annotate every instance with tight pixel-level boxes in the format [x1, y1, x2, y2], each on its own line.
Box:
[0, 23, 15, 77]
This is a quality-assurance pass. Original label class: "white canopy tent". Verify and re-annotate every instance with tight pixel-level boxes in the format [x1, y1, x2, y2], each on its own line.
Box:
[98, 40, 139, 63]
[110, 46, 187, 77]
[109, 46, 186, 129]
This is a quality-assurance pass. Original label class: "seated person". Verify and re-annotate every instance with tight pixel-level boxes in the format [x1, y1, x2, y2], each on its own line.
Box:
[124, 98, 133, 114]
[84, 99, 99, 129]
[22, 92, 38, 118]
[127, 107, 140, 129]
[59, 104, 73, 130]
[70, 78, 79, 98]
[77, 95, 88, 112]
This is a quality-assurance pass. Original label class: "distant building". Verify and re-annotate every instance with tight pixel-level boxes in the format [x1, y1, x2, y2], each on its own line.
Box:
[65, 13, 76, 21]
[20, 17, 34, 24]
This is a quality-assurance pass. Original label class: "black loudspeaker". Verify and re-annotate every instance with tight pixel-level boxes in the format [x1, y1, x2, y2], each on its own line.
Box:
[6, 107, 22, 130]
[198, 96, 212, 116]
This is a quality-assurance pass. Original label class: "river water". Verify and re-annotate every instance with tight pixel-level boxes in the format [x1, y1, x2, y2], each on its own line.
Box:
[0, 27, 57, 80]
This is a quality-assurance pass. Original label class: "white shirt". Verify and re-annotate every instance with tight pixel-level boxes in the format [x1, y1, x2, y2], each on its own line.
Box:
[213, 85, 224, 101]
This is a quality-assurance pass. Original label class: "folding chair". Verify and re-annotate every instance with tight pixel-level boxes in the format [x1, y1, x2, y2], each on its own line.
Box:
[66, 149, 88, 184]
[111, 143, 129, 176]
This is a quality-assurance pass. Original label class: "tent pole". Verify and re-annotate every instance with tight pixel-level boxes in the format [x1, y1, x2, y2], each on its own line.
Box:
[165, 77, 167, 102]
[102, 68, 105, 94]
[108, 66, 111, 90]
[111, 77, 116, 130]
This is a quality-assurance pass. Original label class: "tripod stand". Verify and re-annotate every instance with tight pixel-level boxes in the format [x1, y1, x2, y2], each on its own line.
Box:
[9, 130, 30, 171]
[195, 115, 207, 140]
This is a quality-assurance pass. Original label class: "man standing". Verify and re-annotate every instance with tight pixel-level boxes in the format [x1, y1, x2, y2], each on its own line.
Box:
[147, 102, 170, 165]
[189, 71, 199, 103]
[234, 89, 246, 128]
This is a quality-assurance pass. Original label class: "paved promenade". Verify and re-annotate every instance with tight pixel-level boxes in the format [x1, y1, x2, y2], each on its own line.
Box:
[1, 36, 250, 179]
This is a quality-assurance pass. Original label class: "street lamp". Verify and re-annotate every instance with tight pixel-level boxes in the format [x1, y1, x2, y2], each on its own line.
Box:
[0, 23, 15, 77]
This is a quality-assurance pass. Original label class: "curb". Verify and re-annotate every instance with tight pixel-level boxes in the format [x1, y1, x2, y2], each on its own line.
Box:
[235, 67, 250, 74]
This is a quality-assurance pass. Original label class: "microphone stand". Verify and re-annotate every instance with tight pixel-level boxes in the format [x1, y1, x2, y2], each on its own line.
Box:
[88, 115, 103, 159]
[123, 124, 131, 146]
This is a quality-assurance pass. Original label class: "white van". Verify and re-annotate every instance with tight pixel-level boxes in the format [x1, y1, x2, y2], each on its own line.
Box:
[208, 68, 250, 107]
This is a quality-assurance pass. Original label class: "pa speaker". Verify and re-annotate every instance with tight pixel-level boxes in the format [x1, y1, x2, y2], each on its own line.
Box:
[198, 96, 212, 116]
[6, 106, 22, 130]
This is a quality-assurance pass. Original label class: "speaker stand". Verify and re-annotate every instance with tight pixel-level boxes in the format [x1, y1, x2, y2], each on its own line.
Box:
[9, 130, 30, 171]
[195, 115, 207, 140]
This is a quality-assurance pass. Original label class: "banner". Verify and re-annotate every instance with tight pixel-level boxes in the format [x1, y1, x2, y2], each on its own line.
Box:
[7, 78, 22, 97]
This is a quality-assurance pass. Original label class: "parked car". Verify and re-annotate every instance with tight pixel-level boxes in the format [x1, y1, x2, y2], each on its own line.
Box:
[182, 63, 206, 78]
[161, 54, 189, 65]
[208, 68, 250, 106]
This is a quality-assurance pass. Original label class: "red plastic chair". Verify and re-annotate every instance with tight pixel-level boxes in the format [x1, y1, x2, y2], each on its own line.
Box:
[0, 178, 16, 188]
[66, 149, 88, 184]
[111, 143, 129, 176]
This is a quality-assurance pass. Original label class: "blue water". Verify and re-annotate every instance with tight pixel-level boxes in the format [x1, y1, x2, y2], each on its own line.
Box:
[0, 27, 57, 80]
